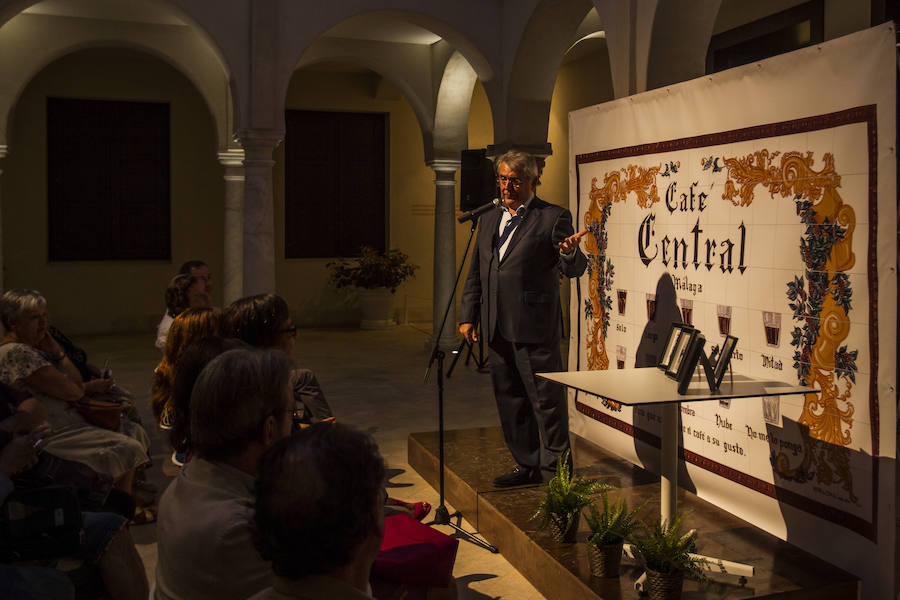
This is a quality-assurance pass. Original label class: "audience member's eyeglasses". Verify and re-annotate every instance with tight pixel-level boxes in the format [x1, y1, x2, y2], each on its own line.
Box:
[279, 326, 298, 337]
[497, 175, 523, 189]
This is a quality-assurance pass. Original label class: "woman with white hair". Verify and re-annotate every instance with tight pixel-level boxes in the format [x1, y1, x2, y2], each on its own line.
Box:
[0, 289, 150, 498]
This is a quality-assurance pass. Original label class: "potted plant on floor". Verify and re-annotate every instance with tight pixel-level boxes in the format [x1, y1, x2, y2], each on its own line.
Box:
[632, 514, 707, 600]
[584, 491, 647, 577]
[531, 450, 607, 543]
[327, 246, 418, 329]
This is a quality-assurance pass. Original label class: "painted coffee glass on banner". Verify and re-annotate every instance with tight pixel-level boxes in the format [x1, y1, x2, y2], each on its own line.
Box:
[763, 311, 781, 347]
[717, 304, 732, 336]
[762, 395, 781, 426]
[617, 289, 627, 315]
[616, 345, 626, 369]
[680, 298, 693, 326]
[645, 293, 656, 321]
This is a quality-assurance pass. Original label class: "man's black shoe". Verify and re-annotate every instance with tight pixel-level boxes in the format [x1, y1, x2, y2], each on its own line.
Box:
[493, 466, 540, 487]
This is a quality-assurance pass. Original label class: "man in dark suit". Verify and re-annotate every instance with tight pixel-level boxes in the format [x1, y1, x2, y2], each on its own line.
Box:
[459, 150, 587, 486]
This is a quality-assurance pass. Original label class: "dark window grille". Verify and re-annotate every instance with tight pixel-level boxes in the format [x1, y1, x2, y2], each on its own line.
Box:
[284, 110, 386, 258]
[47, 97, 170, 261]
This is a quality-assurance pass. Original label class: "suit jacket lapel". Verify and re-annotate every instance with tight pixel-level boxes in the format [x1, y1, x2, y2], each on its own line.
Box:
[499, 199, 541, 263]
[481, 208, 501, 261]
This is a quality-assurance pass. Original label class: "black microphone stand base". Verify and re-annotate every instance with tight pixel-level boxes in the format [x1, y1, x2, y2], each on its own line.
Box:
[429, 504, 498, 553]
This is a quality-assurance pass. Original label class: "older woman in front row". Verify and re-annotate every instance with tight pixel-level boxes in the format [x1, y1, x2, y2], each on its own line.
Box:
[0, 289, 150, 495]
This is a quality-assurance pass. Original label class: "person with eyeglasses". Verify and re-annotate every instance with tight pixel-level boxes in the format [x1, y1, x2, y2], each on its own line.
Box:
[222, 294, 334, 426]
[459, 149, 588, 487]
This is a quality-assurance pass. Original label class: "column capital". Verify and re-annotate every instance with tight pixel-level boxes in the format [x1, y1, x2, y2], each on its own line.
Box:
[219, 149, 246, 182]
[235, 130, 282, 165]
[235, 129, 283, 147]
[426, 159, 461, 174]
[427, 159, 461, 187]
[217, 149, 246, 167]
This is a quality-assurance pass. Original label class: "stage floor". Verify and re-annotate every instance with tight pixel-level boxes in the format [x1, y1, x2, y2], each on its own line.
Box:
[409, 427, 858, 599]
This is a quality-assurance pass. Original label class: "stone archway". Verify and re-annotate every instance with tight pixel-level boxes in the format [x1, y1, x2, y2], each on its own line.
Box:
[276, 11, 493, 339]
[488, 0, 595, 154]
[644, 0, 721, 90]
[0, 6, 233, 151]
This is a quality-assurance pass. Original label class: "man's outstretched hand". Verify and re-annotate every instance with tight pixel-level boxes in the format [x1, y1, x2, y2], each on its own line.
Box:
[558, 229, 588, 254]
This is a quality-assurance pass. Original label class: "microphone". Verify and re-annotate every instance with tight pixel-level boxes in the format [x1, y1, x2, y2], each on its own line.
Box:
[458, 198, 501, 223]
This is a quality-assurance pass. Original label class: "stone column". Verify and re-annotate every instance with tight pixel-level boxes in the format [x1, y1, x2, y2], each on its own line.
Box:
[239, 133, 280, 296]
[428, 160, 461, 350]
[218, 149, 245, 304]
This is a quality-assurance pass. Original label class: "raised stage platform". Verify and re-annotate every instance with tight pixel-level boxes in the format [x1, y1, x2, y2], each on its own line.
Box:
[408, 427, 858, 599]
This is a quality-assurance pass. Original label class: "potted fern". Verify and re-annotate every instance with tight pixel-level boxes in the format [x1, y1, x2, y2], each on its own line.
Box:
[632, 514, 707, 600]
[326, 246, 418, 329]
[584, 491, 647, 577]
[531, 451, 607, 543]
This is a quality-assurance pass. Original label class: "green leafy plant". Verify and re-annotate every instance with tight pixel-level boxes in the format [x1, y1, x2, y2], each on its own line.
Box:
[632, 514, 707, 579]
[585, 491, 647, 547]
[531, 450, 609, 535]
[326, 246, 418, 293]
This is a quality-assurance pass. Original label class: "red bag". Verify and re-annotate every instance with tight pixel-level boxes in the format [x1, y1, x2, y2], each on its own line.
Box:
[373, 513, 459, 588]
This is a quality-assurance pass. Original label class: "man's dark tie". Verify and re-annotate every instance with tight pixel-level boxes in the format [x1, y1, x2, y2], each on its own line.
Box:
[496, 213, 521, 249]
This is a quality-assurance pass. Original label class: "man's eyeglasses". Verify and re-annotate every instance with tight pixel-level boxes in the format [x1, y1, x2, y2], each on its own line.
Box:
[497, 175, 523, 189]
[279, 326, 298, 337]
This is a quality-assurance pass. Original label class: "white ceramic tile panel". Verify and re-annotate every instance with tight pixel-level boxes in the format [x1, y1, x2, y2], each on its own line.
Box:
[832, 121, 871, 176]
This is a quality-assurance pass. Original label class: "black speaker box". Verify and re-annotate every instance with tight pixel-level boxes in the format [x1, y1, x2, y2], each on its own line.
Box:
[460, 149, 496, 212]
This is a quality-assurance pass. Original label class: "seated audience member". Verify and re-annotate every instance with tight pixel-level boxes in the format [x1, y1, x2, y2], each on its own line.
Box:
[254, 425, 456, 600]
[47, 326, 147, 458]
[154, 348, 294, 600]
[155, 348, 455, 600]
[0, 290, 150, 500]
[168, 337, 247, 462]
[251, 423, 386, 599]
[223, 294, 333, 425]
[0, 381, 134, 519]
[48, 325, 101, 385]
[0, 407, 149, 599]
[150, 307, 222, 428]
[223, 294, 430, 519]
[155, 260, 213, 351]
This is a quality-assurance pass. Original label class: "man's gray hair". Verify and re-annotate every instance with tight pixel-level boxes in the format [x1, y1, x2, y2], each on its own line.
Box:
[190, 347, 293, 461]
[495, 149, 539, 184]
[0, 289, 47, 331]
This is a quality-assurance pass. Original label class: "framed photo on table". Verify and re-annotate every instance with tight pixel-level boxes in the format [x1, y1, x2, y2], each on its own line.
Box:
[658, 323, 689, 371]
[676, 333, 706, 394]
[665, 326, 696, 379]
[711, 335, 738, 389]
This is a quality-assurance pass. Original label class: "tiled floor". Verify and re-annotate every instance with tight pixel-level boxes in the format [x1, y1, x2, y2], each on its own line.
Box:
[78, 325, 546, 600]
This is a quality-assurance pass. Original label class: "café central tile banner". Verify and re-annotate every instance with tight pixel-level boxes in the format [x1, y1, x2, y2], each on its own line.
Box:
[567, 24, 895, 598]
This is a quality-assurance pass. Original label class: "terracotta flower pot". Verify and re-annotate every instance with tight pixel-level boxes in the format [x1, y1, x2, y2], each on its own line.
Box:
[548, 512, 579, 543]
[645, 567, 684, 600]
[588, 541, 623, 577]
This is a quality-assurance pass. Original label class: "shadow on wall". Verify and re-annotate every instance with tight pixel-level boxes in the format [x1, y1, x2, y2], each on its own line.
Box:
[632, 273, 696, 494]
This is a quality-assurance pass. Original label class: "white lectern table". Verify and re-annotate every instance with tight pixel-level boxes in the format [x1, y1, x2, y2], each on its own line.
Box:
[538, 367, 818, 585]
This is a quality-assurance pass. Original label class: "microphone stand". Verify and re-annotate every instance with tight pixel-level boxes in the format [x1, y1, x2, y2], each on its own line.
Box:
[424, 214, 498, 553]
